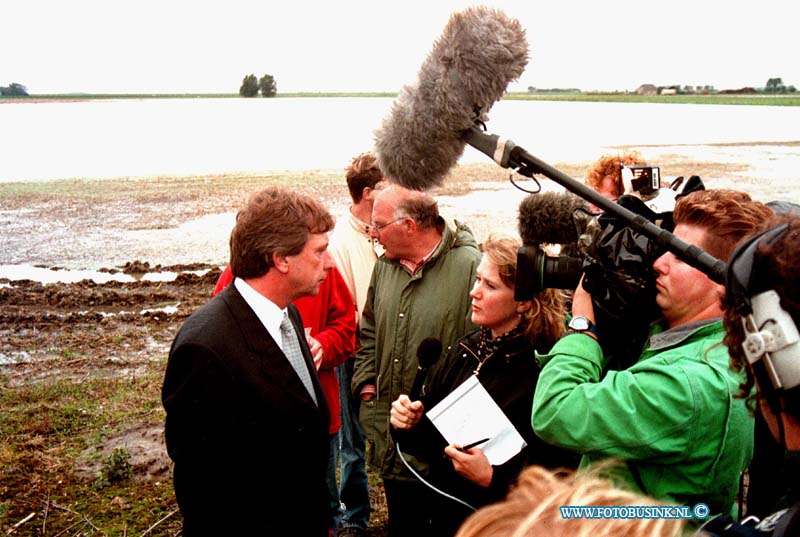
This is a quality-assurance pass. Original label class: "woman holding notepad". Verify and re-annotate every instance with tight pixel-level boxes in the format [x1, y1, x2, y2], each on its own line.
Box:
[390, 235, 579, 536]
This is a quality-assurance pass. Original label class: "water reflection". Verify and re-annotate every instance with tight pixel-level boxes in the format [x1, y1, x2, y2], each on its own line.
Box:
[2, 98, 799, 182]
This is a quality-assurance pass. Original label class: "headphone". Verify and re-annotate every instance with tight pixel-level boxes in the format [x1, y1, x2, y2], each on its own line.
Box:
[727, 223, 800, 394]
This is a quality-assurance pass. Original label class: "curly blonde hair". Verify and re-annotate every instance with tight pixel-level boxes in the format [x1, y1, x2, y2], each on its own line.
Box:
[482, 235, 567, 351]
[456, 465, 686, 537]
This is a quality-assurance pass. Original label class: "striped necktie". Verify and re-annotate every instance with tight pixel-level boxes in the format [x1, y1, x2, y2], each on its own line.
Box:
[280, 311, 318, 405]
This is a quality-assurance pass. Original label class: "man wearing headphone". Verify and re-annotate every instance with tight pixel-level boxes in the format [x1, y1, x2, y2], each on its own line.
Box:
[703, 216, 800, 536]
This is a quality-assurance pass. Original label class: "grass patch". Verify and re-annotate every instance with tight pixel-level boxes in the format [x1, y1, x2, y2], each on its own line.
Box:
[0, 163, 522, 212]
[0, 170, 343, 201]
[5, 92, 799, 106]
[0, 351, 394, 535]
[0, 363, 171, 533]
[2, 93, 238, 100]
[505, 92, 800, 106]
[278, 92, 399, 98]
[92, 448, 133, 489]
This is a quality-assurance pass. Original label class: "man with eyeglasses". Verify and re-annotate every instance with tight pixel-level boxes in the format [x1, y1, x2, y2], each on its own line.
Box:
[352, 184, 481, 537]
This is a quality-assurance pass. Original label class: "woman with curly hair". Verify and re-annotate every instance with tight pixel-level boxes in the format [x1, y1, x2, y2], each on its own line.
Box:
[585, 150, 646, 203]
[390, 235, 579, 536]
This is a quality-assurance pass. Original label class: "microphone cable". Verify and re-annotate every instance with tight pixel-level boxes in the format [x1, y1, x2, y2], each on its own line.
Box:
[395, 441, 477, 512]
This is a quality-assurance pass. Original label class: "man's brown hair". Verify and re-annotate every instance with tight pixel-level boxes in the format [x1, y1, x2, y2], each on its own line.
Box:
[229, 187, 334, 279]
[672, 189, 774, 262]
[346, 152, 383, 203]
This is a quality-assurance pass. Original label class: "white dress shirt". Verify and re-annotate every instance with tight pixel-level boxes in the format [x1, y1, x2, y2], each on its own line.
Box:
[234, 277, 286, 351]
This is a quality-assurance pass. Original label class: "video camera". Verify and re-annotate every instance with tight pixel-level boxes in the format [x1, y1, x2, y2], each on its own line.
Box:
[515, 174, 705, 369]
[622, 165, 660, 197]
[464, 126, 728, 367]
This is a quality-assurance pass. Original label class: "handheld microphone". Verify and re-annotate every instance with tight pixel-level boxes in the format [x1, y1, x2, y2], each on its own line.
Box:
[409, 337, 443, 400]
[374, 6, 528, 190]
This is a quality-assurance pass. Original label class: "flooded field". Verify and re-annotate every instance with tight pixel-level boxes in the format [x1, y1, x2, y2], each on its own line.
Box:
[2, 141, 799, 273]
[2, 141, 797, 367]
[0, 141, 798, 535]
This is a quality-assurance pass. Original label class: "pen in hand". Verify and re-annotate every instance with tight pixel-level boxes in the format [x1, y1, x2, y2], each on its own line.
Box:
[457, 437, 490, 452]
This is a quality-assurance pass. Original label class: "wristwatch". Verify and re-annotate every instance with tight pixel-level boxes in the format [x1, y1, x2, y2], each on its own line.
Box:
[568, 316, 598, 337]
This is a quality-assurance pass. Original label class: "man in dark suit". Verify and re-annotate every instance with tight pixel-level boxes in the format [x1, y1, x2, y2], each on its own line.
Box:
[162, 187, 335, 536]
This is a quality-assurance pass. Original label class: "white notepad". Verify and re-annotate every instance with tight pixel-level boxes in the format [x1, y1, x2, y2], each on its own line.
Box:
[426, 375, 527, 465]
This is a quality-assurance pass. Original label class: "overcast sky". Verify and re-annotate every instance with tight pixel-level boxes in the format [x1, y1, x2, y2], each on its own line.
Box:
[3, 0, 798, 94]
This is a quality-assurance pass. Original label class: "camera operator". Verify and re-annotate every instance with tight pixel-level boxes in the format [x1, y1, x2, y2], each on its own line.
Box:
[532, 189, 774, 517]
[517, 165, 707, 372]
[700, 215, 800, 535]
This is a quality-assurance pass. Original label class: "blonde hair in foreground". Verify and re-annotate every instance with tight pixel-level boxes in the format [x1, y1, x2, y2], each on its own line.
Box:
[455, 465, 685, 537]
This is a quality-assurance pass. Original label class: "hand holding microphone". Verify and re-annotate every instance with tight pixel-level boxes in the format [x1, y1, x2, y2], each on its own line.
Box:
[391, 337, 443, 430]
[390, 394, 424, 430]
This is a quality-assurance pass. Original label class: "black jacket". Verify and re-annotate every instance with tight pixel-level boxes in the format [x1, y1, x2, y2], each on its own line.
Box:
[394, 328, 579, 535]
[162, 284, 330, 536]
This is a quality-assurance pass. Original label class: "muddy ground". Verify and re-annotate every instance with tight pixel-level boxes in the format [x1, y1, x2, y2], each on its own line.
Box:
[0, 266, 219, 483]
[1, 143, 799, 534]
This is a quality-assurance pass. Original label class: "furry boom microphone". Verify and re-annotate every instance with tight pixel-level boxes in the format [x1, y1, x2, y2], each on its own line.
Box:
[374, 7, 528, 190]
[375, 8, 729, 284]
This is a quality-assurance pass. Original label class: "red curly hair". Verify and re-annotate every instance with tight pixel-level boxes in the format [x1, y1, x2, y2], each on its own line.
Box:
[585, 151, 645, 201]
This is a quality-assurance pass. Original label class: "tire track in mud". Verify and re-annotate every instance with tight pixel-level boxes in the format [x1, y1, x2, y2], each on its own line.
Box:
[0, 264, 221, 383]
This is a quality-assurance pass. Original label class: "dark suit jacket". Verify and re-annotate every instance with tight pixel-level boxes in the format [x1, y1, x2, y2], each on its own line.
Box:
[162, 284, 330, 536]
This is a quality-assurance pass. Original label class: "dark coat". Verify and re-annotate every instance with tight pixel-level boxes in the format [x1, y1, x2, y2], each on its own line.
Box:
[162, 284, 330, 536]
[394, 328, 579, 536]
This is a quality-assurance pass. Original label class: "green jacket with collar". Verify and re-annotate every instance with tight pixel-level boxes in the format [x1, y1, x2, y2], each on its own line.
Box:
[532, 319, 754, 516]
[353, 220, 481, 480]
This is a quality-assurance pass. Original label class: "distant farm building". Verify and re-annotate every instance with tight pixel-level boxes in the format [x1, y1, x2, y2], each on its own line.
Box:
[636, 84, 658, 95]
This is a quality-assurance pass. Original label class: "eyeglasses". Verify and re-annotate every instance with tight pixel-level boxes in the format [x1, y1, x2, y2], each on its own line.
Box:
[370, 217, 406, 234]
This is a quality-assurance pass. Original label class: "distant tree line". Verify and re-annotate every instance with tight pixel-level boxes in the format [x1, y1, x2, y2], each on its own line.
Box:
[526, 86, 581, 94]
[0, 83, 28, 96]
[240, 74, 277, 97]
[525, 76, 796, 96]
[764, 77, 796, 93]
[653, 77, 796, 95]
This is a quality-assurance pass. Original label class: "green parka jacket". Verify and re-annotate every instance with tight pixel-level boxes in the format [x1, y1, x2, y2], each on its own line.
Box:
[352, 220, 481, 480]
[532, 319, 754, 517]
